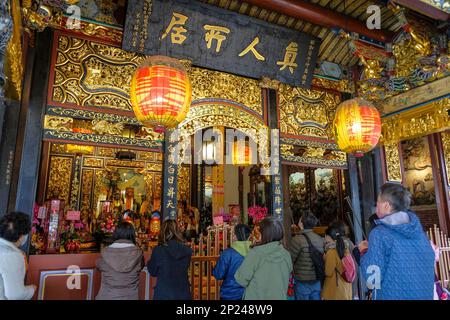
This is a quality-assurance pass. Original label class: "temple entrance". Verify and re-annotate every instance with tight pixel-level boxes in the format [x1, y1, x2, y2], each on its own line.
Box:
[182, 125, 270, 235]
[177, 102, 270, 234]
[285, 165, 349, 232]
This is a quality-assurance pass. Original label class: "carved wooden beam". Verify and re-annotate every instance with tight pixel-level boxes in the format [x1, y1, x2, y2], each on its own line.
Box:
[242, 0, 395, 43]
[392, 0, 449, 21]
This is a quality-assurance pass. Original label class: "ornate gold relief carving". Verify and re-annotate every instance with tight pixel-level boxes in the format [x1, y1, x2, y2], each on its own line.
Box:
[180, 104, 267, 143]
[43, 129, 163, 150]
[179, 104, 269, 163]
[93, 169, 105, 213]
[97, 148, 116, 158]
[441, 132, 450, 186]
[303, 147, 326, 158]
[278, 83, 341, 139]
[50, 143, 68, 154]
[44, 116, 73, 131]
[139, 152, 156, 161]
[280, 138, 347, 168]
[105, 159, 145, 168]
[381, 98, 450, 145]
[384, 143, 402, 182]
[70, 156, 82, 209]
[311, 77, 355, 94]
[325, 151, 347, 162]
[51, 33, 263, 116]
[259, 77, 280, 90]
[80, 169, 94, 212]
[52, 34, 145, 111]
[46, 156, 73, 203]
[280, 144, 294, 156]
[177, 166, 190, 203]
[47, 106, 141, 125]
[137, 127, 164, 141]
[154, 173, 162, 200]
[189, 67, 262, 116]
[281, 153, 347, 168]
[52, 16, 123, 44]
[91, 119, 124, 136]
[4, 0, 23, 100]
[83, 158, 104, 168]
[145, 163, 163, 172]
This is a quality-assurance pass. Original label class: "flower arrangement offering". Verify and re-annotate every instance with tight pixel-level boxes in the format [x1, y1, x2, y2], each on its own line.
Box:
[248, 206, 268, 224]
[30, 204, 46, 254]
[100, 216, 116, 235]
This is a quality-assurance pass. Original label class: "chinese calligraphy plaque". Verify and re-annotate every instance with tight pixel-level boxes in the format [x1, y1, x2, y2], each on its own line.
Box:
[123, 0, 320, 88]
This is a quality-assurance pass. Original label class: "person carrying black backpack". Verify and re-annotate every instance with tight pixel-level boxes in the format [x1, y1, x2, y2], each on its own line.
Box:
[288, 211, 325, 300]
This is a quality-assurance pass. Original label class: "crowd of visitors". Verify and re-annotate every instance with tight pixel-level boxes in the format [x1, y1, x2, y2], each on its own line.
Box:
[0, 183, 442, 300]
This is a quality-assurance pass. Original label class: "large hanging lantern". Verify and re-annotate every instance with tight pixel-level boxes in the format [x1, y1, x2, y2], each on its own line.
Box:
[130, 56, 192, 130]
[333, 98, 381, 155]
[232, 141, 252, 166]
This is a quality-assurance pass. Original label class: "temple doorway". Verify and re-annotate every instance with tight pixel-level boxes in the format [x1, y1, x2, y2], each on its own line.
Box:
[185, 126, 270, 232]
[285, 165, 349, 232]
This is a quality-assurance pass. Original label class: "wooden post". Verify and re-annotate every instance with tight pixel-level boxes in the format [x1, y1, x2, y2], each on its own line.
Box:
[429, 133, 450, 235]
[348, 154, 365, 299]
[13, 30, 52, 255]
[359, 152, 376, 233]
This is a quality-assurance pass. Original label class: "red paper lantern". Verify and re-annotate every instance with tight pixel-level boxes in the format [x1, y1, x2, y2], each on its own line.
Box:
[130, 56, 192, 130]
[333, 98, 381, 156]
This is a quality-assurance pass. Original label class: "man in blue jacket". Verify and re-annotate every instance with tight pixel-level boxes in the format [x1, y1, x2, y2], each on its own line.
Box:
[212, 224, 251, 300]
[358, 182, 435, 300]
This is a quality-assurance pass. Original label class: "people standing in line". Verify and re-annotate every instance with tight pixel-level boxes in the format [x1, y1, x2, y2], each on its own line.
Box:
[322, 222, 353, 300]
[0, 212, 36, 300]
[95, 222, 144, 300]
[332, 220, 359, 300]
[357, 182, 435, 300]
[147, 219, 193, 300]
[212, 224, 252, 300]
[235, 217, 292, 300]
[288, 211, 325, 300]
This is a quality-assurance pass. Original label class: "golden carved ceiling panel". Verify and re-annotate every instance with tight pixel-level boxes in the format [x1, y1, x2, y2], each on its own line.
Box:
[188, 67, 262, 116]
[51, 33, 145, 111]
[278, 83, 341, 139]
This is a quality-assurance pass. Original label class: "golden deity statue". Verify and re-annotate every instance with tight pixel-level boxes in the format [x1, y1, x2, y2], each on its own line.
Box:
[409, 29, 432, 57]
[360, 56, 383, 79]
